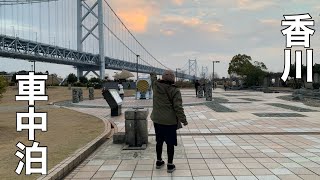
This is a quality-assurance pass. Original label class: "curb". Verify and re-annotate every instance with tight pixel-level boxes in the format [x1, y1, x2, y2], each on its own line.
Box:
[37, 110, 114, 180]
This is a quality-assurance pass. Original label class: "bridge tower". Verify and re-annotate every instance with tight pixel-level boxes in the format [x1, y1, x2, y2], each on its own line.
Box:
[188, 59, 197, 81]
[77, 0, 105, 80]
[201, 66, 208, 79]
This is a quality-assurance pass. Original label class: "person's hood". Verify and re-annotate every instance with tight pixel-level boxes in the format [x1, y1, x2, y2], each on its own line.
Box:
[155, 80, 175, 94]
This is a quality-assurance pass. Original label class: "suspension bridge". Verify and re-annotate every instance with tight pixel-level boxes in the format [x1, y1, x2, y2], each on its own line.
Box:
[0, 0, 204, 80]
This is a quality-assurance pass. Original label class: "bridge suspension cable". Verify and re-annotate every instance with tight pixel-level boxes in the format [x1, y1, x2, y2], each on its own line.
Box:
[102, 0, 169, 70]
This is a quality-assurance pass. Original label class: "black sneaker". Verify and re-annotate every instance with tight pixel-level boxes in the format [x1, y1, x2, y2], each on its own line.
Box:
[156, 160, 165, 169]
[167, 164, 176, 173]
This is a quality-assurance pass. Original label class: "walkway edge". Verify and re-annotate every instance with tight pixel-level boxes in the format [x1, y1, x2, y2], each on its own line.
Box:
[36, 109, 114, 180]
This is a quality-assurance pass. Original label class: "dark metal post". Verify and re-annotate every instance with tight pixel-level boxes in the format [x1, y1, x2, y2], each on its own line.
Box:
[212, 60, 220, 88]
[212, 61, 214, 82]
[136, 55, 140, 81]
[175, 68, 180, 82]
[29, 60, 35, 72]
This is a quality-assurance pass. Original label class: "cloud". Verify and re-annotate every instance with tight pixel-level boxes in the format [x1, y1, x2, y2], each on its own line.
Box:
[259, 19, 280, 26]
[161, 15, 223, 32]
[162, 16, 201, 27]
[160, 29, 175, 36]
[171, 51, 200, 57]
[172, 0, 184, 6]
[236, 0, 275, 11]
[117, 10, 149, 33]
[108, 0, 159, 33]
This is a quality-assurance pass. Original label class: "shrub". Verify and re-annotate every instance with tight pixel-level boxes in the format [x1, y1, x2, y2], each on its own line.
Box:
[67, 73, 77, 85]
[79, 76, 88, 84]
[175, 81, 194, 88]
[313, 83, 320, 90]
[74, 82, 85, 87]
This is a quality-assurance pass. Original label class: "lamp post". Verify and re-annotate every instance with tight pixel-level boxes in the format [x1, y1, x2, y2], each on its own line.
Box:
[29, 60, 36, 72]
[176, 68, 181, 82]
[136, 54, 140, 81]
[212, 60, 220, 84]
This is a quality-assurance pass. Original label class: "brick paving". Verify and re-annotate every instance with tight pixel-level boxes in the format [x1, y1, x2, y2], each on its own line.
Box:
[63, 89, 320, 180]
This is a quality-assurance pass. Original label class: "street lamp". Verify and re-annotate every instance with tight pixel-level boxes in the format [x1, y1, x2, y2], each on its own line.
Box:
[212, 60, 220, 83]
[136, 54, 140, 81]
[176, 68, 181, 82]
[29, 60, 36, 72]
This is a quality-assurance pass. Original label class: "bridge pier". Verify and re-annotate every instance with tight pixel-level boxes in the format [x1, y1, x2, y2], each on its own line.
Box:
[77, 67, 84, 81]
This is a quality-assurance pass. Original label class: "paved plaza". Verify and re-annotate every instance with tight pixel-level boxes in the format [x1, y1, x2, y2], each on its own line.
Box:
[63, 89, 320, 180]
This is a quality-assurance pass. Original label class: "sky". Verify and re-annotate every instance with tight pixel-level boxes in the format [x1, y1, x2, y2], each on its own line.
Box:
[1, 0, 320, 79]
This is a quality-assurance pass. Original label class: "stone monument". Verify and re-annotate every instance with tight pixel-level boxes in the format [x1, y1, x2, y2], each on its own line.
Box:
[197, 85, 204, 98]
[78, 88, 83, 102]
[89, 87, 94, 100]
[72, 88, 80, 103]
[123, 108, 149, 150]
[102, 88, 123, 116]
[205, 81, 213, 101]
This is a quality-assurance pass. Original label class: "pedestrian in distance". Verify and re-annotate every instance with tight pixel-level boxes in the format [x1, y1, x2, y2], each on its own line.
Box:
[224, 81, 227, 91]
[195, 80, 200, 97]
[150, 70, 188, 173]
[118, 81, 124, 100]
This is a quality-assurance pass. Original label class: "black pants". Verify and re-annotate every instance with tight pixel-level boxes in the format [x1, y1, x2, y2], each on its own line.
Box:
[154, 123, 177, 164]
[156, 141, 174, 164]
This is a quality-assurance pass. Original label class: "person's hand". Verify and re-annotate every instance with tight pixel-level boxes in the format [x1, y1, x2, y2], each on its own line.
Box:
[183, 121, 188, 126]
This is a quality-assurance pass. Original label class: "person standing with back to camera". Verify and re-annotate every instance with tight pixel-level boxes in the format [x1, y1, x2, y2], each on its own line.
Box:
[150, 70, 188, 173]
[118, 81, 124, 100]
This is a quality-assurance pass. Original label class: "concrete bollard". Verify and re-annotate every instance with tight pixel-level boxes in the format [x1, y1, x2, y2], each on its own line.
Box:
[205, 82, 213, 101]
[124, 108, 149, 149]
[197, 85, 204, 98]
[89, 87, 94, 100]
[72, 88, 80, 103]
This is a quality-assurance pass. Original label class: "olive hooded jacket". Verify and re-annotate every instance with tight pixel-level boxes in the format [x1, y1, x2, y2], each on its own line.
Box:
[150, 73, 187, 125]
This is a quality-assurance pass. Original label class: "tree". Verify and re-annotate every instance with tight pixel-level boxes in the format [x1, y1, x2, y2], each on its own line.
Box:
[313, 64, 320, 75]
[67, 73, 77, 85]
[0, 76, 8, 99]
[79, 76, 88, 84]
[228, 54, 267, 86]
[0, 71, 7, 75]
[11, 70, 28, 84]
[88, 77, 102, 89]
[89, 77, 101, 83]
[228, 54, 253, 77]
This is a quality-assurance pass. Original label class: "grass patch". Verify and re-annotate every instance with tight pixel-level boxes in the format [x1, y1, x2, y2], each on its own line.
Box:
[0, 87, 105, 179]
[0, 86, 104, 106]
